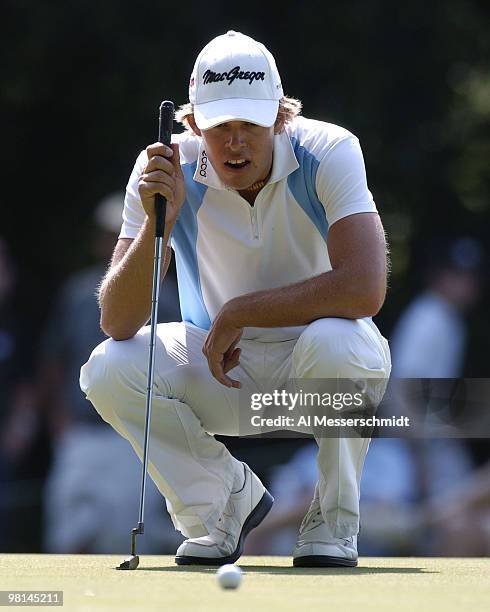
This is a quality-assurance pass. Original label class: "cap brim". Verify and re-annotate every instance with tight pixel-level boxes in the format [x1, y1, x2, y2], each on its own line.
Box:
[193, 98, 279, 129]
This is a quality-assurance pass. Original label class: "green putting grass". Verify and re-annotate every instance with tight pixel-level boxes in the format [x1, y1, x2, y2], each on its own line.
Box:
[0, 555, 488, 611]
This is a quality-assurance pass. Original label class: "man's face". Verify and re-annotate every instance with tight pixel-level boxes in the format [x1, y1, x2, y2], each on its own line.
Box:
[193, 119, 276, 191]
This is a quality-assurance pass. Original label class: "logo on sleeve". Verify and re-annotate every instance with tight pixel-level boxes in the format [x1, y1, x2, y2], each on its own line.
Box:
[202, 66, 265, 86]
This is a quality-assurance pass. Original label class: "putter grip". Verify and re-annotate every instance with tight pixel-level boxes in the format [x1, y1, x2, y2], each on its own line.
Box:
[155, 100, 174, 238]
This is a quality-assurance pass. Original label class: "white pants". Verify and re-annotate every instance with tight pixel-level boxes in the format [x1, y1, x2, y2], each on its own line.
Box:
[80, 317, 391, 541]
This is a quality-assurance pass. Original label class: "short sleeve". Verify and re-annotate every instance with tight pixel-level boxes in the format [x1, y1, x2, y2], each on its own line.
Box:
[316, 136, 377, 227]
[119, 150, 147, 239]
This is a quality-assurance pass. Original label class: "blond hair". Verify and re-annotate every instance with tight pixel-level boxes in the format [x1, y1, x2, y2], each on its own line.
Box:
[175, 96, 302, 131]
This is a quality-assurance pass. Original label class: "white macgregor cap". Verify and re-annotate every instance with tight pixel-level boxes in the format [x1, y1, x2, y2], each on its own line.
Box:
[189, 31, 283, 129]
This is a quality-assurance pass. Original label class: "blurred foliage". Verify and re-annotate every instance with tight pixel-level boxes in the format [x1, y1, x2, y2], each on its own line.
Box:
[1, 0, 489, 372]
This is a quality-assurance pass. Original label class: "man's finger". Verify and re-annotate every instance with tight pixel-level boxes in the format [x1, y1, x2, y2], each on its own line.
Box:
[138, 181, 174, 202]
[145, 155, 175, 174]
[141, 170, 176, 189]
[170, 143, 184, 178]
[223, 334, 242, 361]
[223, 348, 241, 373]
[210, 362, 232, 388]
[146, 142, 172, 159]
[223, 342, 239, 361]
[209, 358, 241, 389]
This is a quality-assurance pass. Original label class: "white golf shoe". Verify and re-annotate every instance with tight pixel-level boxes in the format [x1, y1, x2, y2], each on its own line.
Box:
[175, 463, 273, 566]
[293, 493, 358, 567]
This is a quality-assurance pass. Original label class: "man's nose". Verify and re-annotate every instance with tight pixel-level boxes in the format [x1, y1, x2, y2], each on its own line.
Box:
[226, 128, 246, 150]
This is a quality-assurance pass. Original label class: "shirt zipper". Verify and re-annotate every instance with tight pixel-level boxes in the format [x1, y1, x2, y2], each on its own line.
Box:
[250, 206, 259, 240]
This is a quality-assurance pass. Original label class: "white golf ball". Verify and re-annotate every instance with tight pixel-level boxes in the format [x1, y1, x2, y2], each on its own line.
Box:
[216, 564, 242, 589]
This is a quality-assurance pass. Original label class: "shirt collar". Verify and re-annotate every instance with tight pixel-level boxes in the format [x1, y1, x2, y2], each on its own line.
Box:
[269, 129, 299, 183]
[193, 129, 299, 190]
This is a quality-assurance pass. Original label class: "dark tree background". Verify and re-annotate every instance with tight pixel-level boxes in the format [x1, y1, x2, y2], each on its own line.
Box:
[2, 0, 489, 373]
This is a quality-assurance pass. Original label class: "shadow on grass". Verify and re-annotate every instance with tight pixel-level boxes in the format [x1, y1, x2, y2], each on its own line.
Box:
[138, 565, 437, 576]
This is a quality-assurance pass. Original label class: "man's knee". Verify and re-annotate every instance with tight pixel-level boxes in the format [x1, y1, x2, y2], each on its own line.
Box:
[80, 334, 148, 404]
[293, 318, 385, 378]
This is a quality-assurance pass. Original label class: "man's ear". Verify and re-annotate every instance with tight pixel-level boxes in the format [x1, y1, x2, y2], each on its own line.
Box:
[187, 114, 202, 136]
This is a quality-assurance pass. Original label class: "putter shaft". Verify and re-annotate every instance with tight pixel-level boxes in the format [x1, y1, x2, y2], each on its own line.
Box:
[117, 101, 174, 570]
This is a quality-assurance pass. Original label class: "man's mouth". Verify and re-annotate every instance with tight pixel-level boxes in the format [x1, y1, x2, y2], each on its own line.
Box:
[225, 159, 250, 170]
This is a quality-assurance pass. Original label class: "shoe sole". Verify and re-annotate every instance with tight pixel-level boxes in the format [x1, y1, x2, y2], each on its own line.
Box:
[293, 555, 358, 568]
[175, 489, 274, 566]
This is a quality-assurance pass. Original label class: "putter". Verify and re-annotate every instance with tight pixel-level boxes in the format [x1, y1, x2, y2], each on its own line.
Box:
[117, 100, 174, 570]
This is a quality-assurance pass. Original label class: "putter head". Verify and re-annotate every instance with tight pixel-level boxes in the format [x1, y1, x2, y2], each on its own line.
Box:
[117, 555, 139, 570]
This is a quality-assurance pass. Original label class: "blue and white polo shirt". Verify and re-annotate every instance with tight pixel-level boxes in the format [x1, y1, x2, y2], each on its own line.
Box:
[120, 116, 378, 341]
